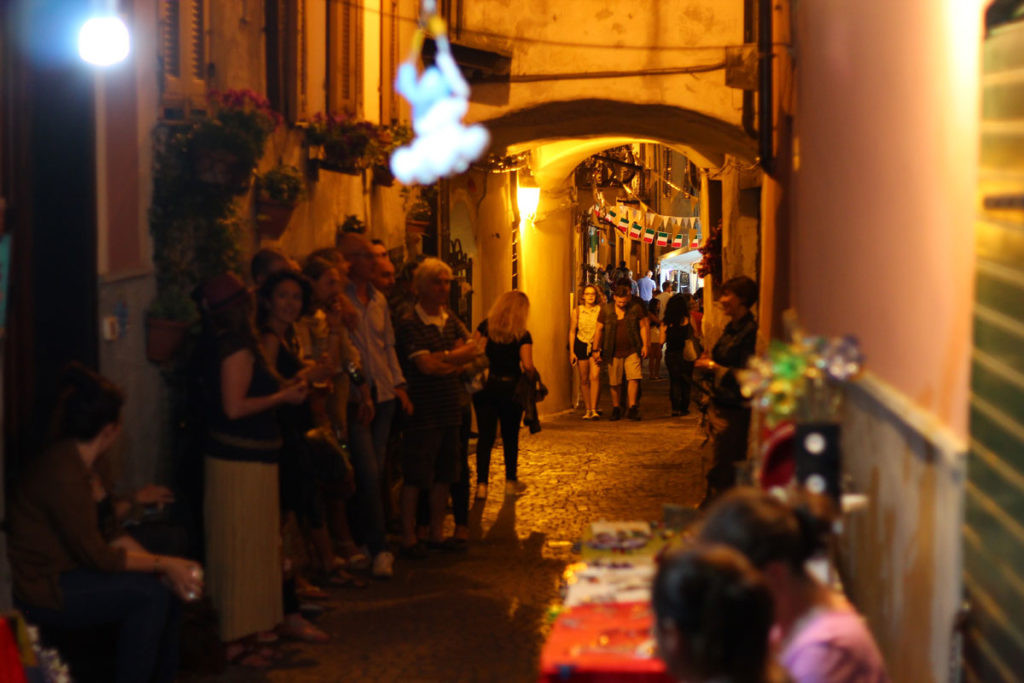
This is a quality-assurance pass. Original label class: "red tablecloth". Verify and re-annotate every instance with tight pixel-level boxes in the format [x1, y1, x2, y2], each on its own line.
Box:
[538, 602, 672, 682]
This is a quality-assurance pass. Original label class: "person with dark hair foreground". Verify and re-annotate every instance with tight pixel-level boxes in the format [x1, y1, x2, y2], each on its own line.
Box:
[652, 544, 785, 683]
[7, 364, 203, 683]
[697, 488, 889, 683]
[694, 275, 759, 503]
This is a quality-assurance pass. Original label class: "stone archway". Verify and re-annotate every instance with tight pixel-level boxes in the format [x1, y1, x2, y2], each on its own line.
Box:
[466, 100, 760, 414]
[482, 99, 757, 167]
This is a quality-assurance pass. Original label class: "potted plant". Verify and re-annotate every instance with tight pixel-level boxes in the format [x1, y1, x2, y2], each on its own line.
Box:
[367, 122, 413, 186]
[305, 113, 377, 174]
[255, 164, 303, 239]
[145, 286, 197, 363]
[191, 90, 281, 194]
[337, 214, 366, 237]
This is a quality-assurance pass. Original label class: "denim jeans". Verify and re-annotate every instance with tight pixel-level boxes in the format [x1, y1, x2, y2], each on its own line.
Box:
[347, 399, 397, 554]
[19, 569, 181, 683]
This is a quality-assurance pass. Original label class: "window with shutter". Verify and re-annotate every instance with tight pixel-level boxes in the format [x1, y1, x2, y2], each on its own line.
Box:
[327, 0, 363, 114]
[159, 0, 208, 119]
[266, 0, 309, 122]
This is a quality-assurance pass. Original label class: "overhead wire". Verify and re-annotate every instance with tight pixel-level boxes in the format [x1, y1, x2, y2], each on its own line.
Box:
[327, 0, 787, 54]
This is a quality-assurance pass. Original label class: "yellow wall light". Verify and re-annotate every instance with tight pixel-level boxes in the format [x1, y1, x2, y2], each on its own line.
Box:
[516, 186, 541, 223]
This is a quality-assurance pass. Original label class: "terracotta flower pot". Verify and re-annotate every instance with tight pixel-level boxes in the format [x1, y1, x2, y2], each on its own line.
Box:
[255, 199, 296, 239]
[146, 317, 191, 363]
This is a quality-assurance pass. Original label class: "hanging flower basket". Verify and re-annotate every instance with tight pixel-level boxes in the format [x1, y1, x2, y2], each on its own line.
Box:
[145, 316, 192, 363]
[255, 199, 296, 239]
[372, 164, 395, 187]
[305, 114, 376, 176]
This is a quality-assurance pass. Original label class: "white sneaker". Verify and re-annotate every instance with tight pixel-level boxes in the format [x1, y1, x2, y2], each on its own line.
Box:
[372, 551, 395, 578]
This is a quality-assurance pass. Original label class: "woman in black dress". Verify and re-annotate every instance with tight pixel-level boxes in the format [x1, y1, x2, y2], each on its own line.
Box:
[473, 291, 535, 499]
[663, 294, 697, 417]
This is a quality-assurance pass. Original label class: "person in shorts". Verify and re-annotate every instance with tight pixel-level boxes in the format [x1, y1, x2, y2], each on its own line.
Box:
[394, 258, 484, 557]
[592, 284, 648, 421]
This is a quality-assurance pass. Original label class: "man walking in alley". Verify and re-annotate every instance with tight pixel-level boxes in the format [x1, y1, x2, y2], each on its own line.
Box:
[637, 270, 656, 303]
[593, 285, 649, 421]
[338, 234, 411, 578]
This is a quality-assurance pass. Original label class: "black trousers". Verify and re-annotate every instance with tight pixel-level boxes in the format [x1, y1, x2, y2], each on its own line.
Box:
[706, 403, 752, 500]
[473, 391, 524, 484]
[664, 351, 694, 413]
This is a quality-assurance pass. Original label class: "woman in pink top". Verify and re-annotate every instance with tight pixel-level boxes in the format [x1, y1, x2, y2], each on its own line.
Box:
[697, 488, 889, 683]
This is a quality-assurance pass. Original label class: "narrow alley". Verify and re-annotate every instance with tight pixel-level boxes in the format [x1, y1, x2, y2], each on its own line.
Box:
[190, 379, 705, 682]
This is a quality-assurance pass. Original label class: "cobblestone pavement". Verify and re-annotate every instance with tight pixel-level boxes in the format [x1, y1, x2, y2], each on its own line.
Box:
[189, 378, 708, 682]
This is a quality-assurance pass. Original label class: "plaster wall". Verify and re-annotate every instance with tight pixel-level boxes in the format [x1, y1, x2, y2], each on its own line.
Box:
[461, 0, 746, 133]
[791, 0, 978, 437]
[519, 183, 574, 413]
[790, 1, 981, 680]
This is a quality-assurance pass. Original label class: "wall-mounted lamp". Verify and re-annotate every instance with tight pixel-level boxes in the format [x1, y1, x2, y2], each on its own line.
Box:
[516, 172, 540, 226]
[78, 13, 130, 66]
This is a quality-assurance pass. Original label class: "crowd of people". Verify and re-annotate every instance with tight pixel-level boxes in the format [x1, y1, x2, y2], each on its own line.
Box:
[5, 236, 542, 677]
[4, 242, 889, 682]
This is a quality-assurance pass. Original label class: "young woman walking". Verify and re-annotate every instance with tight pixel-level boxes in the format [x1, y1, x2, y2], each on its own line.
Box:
[568, 284, 602, 419]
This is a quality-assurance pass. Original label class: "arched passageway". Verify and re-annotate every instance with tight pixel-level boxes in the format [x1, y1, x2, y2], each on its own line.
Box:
[461, 100, 763, 414]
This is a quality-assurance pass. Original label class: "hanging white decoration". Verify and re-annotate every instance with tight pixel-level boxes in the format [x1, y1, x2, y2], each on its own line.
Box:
[390, 0, 490, 185]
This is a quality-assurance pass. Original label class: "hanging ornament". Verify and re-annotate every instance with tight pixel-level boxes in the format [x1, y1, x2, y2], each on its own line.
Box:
[390, 0, 490, 185]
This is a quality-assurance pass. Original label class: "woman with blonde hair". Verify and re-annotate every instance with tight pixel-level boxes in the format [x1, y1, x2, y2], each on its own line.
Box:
[569, 284, 603, 419]
[473, 290, 535, 499]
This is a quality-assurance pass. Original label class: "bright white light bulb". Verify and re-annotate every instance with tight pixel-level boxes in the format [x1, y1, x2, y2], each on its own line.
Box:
[78, 17, 130, 66]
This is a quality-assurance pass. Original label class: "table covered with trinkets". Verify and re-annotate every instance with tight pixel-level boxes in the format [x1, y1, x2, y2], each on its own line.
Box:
[538, 521, 682, 682]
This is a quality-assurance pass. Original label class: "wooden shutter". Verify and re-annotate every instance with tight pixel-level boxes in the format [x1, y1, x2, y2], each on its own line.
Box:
[159, 0, 208, 118]
[328, 0, 362, 114]
[966, 17, 1024, 682]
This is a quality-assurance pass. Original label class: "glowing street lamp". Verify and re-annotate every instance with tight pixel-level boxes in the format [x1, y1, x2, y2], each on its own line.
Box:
[78, 16, 130, 66]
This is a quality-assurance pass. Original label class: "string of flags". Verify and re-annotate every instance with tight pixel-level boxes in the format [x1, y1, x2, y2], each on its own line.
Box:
[588, 203, 702, 249]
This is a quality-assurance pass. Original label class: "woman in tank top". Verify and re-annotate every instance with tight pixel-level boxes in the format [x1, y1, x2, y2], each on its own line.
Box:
[569, 284, 603, 420]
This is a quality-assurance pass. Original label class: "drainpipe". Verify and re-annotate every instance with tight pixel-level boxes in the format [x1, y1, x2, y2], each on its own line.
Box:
[742, 0, 756, 139]
[759, 0, 774, 175]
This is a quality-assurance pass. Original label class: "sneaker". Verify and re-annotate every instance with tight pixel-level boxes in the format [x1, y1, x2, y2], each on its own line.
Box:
[627, 405, 641, 421]
[505, 480, 528, 496]
[372, 551, 395, 578]
[609, 407, 622, 421]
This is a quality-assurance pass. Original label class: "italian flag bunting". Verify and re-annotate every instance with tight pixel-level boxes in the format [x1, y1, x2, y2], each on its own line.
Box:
[629, 223, 643, 240]
[656, 232, 669, 247]
[671, 233, 684, 248]
[643, 227, 656, 244]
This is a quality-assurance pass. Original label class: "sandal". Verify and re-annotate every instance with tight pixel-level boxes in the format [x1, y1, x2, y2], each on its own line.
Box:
[318, 567, 369, 589]
[280, 616, 330, 643]
[225, 642, 274, 669]
[295, 577, 330, 600]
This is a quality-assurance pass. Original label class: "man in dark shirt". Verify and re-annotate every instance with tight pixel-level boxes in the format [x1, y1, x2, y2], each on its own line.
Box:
[592, 285, 649, 421]
[394, 258, 484, 556]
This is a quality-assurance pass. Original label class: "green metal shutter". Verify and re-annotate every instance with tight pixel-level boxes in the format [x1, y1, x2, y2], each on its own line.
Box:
[968, 17, 1024, 682]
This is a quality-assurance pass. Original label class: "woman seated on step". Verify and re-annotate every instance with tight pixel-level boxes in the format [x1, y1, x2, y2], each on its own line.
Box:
[697, 488, 889, 683]
[7, 363, 203, 683]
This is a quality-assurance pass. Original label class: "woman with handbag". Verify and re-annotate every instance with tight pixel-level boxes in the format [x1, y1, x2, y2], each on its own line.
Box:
[663, 294, 699, 417]
[473, 291, 536, 499]
[568, 284, 603, 420]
